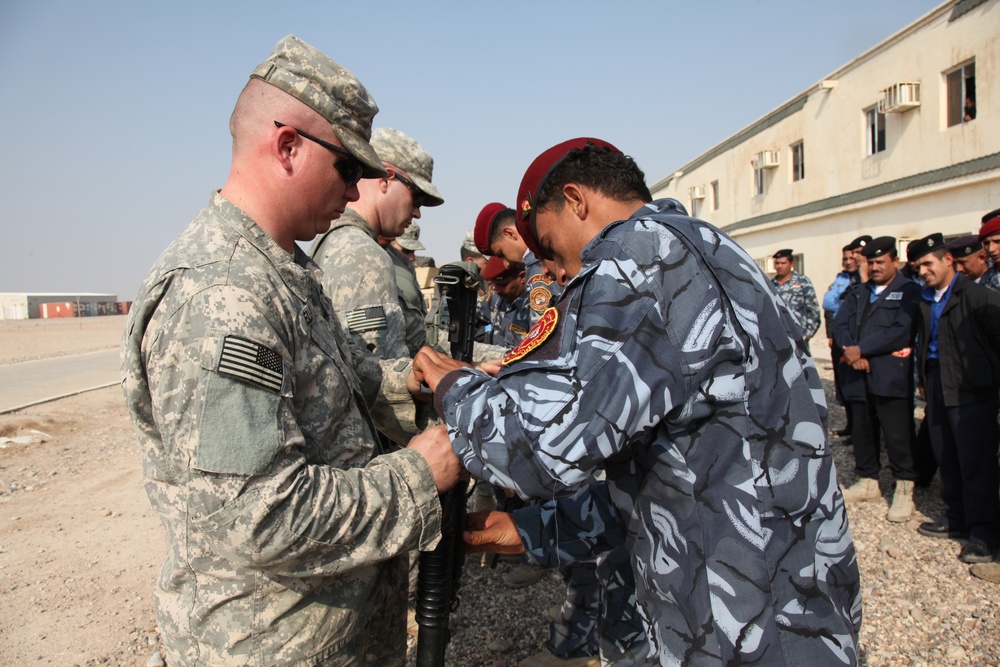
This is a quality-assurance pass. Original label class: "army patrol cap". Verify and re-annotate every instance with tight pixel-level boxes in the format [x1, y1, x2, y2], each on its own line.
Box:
[844, 235, 873, 251]
[978, 208, 1000, 241]
[772, 248, 794, 260]
[396, 223, 425, 251]
[250, 35, 386, 178]
[946, 234, 981, 258]
[515, 137, 621, 260]
[461, 229, 481, 257]
[906, 233, 946, 262]
[473, 202, 509, 255]
[860, 236, 897, 258]
[371, 128, 445, 207]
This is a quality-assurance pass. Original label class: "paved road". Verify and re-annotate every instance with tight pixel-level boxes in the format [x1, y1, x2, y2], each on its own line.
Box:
[0, 349, 120, 413]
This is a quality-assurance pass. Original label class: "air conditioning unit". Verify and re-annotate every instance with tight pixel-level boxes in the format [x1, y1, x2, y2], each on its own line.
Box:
[689, 185, 706, 200]
[752, 150, 780, 169]
[878, 82, 921, 113]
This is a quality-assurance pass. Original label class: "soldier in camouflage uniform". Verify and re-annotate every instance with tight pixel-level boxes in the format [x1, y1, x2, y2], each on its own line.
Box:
[120, 35, 461, 666]
[416, 139, 861, 666]
[475, 204, 646, 666]
[386, 223, 430, 356]
[310, 127, 444, 445]
[771, 248, 821, 340]
[977, 208, 1000, 292]
[475, 203, 561, 327]
[482, 256, 531, 349]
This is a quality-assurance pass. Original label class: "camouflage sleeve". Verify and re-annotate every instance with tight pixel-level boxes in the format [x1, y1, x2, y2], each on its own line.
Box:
[145, 285, 441, 576]
[512, 482, 625, 568]
[437, 246, 691, 500]
[800, 276, 821, 339]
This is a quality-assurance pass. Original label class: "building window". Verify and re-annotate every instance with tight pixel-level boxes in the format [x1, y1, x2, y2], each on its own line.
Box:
[946, 60, 976, 126]
[754, 168, 765, 196]
[690, 198, 702, 218]
[865, 106, 886, 155]
[711, 180, 720, 210]
[791, 141, 805, 181]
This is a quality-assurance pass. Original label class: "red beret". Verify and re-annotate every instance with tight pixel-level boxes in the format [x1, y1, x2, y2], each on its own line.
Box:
[473, 202, 508, 256]
[980, 208, 1000, 241]
[482, 256, 515, 281]
[514, 137, 620, 259]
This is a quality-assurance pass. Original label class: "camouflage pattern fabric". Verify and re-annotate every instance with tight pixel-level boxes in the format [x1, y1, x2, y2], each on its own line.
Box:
[436, 199, 861, 666]
[979, 264, 1000, 292]
[772, 270, 821, 339]
[524, 249, 562, 326]
[310, 210, 421, 445]
[121, 192, 442, 666]
[515, 483, 652, 665]
[385, 243, 427, 356]
[490, 291, 531, 349]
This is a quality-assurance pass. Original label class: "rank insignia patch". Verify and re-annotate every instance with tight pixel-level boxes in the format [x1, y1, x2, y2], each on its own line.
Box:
[503, 307, 558, 365]
[218, 335, 283, 393]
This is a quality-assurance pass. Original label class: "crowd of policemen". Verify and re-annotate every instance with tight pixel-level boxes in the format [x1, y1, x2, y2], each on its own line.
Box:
[801, 209, 1000, 584]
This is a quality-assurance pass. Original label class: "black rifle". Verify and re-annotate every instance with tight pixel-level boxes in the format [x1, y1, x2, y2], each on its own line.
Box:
[415, 262, 481, 667]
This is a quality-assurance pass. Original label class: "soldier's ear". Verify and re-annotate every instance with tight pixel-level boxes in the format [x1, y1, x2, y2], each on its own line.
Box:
[562, 184, 587, 221]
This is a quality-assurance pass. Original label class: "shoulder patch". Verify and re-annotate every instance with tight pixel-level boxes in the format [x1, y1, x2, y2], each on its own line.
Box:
[217, 335, 283, 393]
[346, 305, 387, 332]
[529, 285, 554, 312]
[503, 308, 558, 365]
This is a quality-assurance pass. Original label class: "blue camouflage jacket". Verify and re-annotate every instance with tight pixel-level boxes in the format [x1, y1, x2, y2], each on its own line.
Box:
[436, 199, 861, 666]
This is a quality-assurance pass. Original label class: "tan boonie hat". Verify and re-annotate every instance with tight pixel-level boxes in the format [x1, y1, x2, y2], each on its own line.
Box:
[396, 223, 425, 251]
[371, 128, 445, 207]
[250, 35, 387, 178]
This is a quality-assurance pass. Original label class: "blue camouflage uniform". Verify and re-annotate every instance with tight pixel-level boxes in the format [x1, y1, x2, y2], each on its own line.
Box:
[436, 199, 861, 666]
[773, 270, 821, 339]
[979, 263, 1000, 292]
[490, 291, 531, 349]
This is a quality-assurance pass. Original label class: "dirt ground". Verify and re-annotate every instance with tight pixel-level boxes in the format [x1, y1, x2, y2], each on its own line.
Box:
[0, 315, 162, 666]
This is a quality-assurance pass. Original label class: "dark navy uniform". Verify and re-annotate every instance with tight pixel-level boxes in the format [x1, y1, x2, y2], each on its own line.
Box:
[833, 272, 921, 481]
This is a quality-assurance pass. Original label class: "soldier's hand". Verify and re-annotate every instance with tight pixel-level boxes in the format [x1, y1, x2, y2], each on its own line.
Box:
[843, 345, 863, 364]
[473, 359, 503, 376]
[851, 358, 871, 373]
[463, 511, 525, 555]
[412, 347, 466, 392]
[407, 425, 461, 493]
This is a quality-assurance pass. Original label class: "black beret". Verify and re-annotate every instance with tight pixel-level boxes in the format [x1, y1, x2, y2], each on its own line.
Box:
[946, 234, 982, 258]
[860, 236, 897, 258]
[845, 235, 873, 251]
[906, 233, 946, 263]
[772, 248, 794, 260]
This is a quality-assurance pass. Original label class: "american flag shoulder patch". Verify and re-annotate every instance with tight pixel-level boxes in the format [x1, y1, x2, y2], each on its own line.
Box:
[217, 335, 284, 393]
[346, 305, 387, 333]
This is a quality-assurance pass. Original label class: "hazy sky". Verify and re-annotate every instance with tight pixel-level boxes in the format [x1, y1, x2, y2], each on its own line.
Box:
[0, 0, 944, 300]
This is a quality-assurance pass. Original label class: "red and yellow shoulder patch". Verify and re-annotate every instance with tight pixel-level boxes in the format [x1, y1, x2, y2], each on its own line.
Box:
[503, 307, 558, 365]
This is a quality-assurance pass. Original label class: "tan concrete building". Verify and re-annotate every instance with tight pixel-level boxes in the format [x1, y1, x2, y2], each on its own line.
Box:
[650, 0, 998, 288]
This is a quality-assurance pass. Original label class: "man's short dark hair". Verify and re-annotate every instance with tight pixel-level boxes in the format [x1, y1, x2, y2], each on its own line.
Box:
[488, 208, 517, 246]
[533, 144, 652, 214]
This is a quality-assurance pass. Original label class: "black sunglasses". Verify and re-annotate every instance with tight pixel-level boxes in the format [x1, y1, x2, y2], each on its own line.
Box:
[392, 169, 426, 209]
[273, 121, 364, 186]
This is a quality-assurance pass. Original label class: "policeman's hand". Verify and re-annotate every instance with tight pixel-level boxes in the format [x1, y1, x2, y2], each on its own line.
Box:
[843, 345, 863, 364]
[463, 511, 525, 555]
[407, 425, 461, 493]
[473, 359, 503, 376]
[412, 347, 466, 392]
[851, 358, 871, 373]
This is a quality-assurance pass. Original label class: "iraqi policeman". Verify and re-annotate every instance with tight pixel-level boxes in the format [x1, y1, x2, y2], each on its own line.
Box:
[832, 236, 922, 521]
[415, 138, 861, 666]
[771, 248, 821, 340]
[121, 36, 460, 666]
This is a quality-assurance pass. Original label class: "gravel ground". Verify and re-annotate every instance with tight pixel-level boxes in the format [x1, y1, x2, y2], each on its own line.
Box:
[401, 359, 999, 667]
